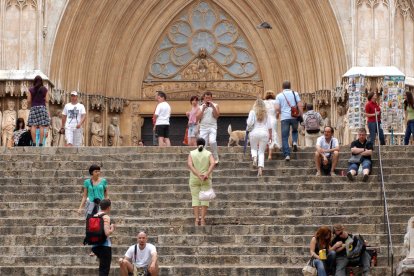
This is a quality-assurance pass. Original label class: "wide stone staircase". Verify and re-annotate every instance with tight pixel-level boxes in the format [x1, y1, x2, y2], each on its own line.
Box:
[0, 145, 412, 275]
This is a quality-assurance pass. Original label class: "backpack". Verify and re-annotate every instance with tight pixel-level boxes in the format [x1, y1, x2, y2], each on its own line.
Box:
[17, 131, 32, 146]
[84, 213, 107, 245]
[304, 111, 320, 133]
[345, 234, 366, 262]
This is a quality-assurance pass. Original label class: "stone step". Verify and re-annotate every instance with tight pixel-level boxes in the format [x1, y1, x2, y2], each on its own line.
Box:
[0, 204, 413, 218]
[0, 264, 393, 276]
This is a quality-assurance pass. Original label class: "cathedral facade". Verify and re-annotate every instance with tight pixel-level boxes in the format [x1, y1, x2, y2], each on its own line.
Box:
[0, 0, 413, 146]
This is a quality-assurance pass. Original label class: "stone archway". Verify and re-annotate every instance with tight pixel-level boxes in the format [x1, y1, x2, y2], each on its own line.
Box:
[49, 0, 347, 145]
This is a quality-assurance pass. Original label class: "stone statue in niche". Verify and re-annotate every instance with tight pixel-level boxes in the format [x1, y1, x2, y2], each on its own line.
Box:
[335, 106, 346, 145]
[108, 116, 122, 146]
[51, 109, 65, 147]
[320, 109, 331, 133]
[18, 99, 30, 128]
[2, 100, 17, 147]
[90, 114, 104, 147]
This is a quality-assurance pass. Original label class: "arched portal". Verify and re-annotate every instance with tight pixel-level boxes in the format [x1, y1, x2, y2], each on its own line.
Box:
[49, 0, 347, 145]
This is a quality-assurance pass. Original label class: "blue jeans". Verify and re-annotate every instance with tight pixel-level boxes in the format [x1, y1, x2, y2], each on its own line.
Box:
[368, 121, 385, 145]
[348, 158, 372, 174]
[335, 251, 371, 276]
[404, 120, 414, 145]
[281, 119, 299, 157]
[313, 251, 336, 276]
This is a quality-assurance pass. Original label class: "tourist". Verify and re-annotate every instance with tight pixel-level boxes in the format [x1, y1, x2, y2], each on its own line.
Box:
[196, 91, 220, 164]
[275, 80, 303, 161]
[153, 91, 171, 147]
[302, 103, 324, 147]
[346, 128, 373, 182]
[314, 126, 339, 176]
[246, 99, 272, 177]
[61, 91, 86, 146]
[309, 226, 336, 276]
[12, 118, 29, 146]
[187, 138, 215, 226]
[263, 90, 280, 160]
[186, 95, 199, 147]
[331, 224, 371, 276]
[91, 199, 115, 276]
[118, 231, 159, 276]
[404, 91, 414, 145]
[26, 75, 50, 147]
[78, 164, 109, 217]
[365, 92, 385, 145]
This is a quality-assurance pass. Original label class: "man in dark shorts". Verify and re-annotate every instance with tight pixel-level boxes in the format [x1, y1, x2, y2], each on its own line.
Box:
[153, 91, 171, 147]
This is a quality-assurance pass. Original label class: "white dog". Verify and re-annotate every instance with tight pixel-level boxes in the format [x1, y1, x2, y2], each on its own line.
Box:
[227, 124, 247, 147]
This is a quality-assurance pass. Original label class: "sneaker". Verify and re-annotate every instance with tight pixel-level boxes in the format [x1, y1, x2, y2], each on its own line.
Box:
[285, 156, 290, 161]
[293, 143, 298, 152]
[315, 171, 321, 176]
[252, 157, 257, 167]
[346, 171, 354, 181]
[362, 174, 369, 182]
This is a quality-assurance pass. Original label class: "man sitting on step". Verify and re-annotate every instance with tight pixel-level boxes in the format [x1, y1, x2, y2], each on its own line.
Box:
[314, 126, 340, 176]
[119, 231, 159, 276]
[330, 224, 371, 276]
[347, 128, 373, 182]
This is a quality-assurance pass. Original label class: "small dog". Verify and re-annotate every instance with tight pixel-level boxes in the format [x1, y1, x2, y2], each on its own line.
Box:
[228, 124, 247, 147]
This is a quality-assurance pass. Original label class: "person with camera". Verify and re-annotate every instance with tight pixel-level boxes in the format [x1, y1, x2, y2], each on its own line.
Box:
[78, 164, 109, 217]
[196, 91, 220, 164]
[61, 91, 86, 146]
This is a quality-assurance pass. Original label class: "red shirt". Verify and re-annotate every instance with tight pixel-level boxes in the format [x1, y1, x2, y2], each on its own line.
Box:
[365, 100, 381, 123]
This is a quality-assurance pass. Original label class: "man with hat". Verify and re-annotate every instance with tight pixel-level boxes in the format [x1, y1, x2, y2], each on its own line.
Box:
[61, 91, 86, 146]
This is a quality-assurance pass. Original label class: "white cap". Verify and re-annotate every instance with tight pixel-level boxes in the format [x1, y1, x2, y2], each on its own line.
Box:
[70, 91, 78, 96]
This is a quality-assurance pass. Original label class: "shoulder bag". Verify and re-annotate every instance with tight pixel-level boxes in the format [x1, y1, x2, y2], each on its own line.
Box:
[348, 154, 362, 164]
[133, 244, 148, 276]
[302, 258, 316, 276]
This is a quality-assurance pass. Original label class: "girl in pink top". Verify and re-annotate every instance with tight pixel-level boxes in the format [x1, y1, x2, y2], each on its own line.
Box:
[186, 96, 199, 146]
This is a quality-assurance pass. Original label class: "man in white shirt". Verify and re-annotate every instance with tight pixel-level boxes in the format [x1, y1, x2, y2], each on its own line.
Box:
[314, 126, 340, 176]
[61, 91, 86, 146]
[119, 231, 159, 276]
[153, 91, 171, 147]
[196, 91, 220, 164]
[275, 81, 303, 161]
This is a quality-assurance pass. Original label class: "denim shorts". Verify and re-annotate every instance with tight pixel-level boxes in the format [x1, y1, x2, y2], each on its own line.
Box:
[348, 159, 372, 174]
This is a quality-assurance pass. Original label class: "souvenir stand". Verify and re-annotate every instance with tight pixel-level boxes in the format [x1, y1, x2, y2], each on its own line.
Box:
[342, 67, 406, 145]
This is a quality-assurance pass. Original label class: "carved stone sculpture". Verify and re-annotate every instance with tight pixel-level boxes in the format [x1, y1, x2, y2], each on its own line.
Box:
[397, 217, 414, 275]
[51, 109, 65, 147]
[2, 100, 17, 147]
[335, 106, 345, 145]
[18, 99, 30, 128]
[90, 114, 104, 147]
[108, 116, 122, 146]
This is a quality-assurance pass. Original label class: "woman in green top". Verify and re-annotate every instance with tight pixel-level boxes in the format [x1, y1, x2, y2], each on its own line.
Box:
[404, 92, 414, 145]
[77, 164, 109, 217]
[187, 138, 215, 226]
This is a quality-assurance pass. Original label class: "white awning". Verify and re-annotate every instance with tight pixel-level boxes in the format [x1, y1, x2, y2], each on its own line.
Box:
[406, 77, 414, 86]
[0, 70, 51, 83]
[343, 66, 405, 77]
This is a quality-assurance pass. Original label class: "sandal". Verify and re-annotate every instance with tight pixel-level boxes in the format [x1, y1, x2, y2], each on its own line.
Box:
[200, 219, 206, 226]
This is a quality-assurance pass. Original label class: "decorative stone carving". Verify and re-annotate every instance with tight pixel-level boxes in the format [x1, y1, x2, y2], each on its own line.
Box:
[50, 89, 65, 105]
[321, 109, 331, 128]
[90, 95, 105, 110]
[50, 110, 65, 147]
[108, 98, 127, 113]
[2, 100, 17, 147]
[5, 81, 15, 96]
[108, 116, 122, 146]
[18, 99, 30, 126]
[397, 217, 414, 275]
[90, 114, 104, 147]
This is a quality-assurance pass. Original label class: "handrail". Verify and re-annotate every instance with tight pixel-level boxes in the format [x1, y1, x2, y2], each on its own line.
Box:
[374, 111, 394, 275]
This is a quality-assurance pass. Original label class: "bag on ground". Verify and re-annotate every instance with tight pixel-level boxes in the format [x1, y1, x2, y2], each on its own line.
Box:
[302, 259, 317, 276]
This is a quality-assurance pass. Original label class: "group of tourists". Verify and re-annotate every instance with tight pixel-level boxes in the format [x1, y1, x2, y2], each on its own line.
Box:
[12, 75, 86, 147]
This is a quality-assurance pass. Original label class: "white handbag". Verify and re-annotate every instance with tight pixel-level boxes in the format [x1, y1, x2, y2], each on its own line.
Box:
[199, 188, 216, 201]
[302, 259, 317, 276]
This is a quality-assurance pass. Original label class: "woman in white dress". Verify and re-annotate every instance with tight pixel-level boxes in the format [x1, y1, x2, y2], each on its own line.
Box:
[247, 99, 272, 177]
[263, 90, 280, 160]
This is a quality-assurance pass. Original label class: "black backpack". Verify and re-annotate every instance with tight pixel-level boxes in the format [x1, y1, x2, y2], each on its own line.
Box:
[84, 213, 107, 245]
[17, 131, 32, 146]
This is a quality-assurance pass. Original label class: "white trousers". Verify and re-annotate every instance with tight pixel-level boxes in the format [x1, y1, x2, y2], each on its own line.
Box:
[199, 127, 218, 159]
[305, 132, 320, 147]
[65, 127, 83, 146]
[249, 130, 269, 168]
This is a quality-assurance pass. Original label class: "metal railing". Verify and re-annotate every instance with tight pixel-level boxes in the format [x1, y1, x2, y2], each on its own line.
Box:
[374, 111, 394, 275]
